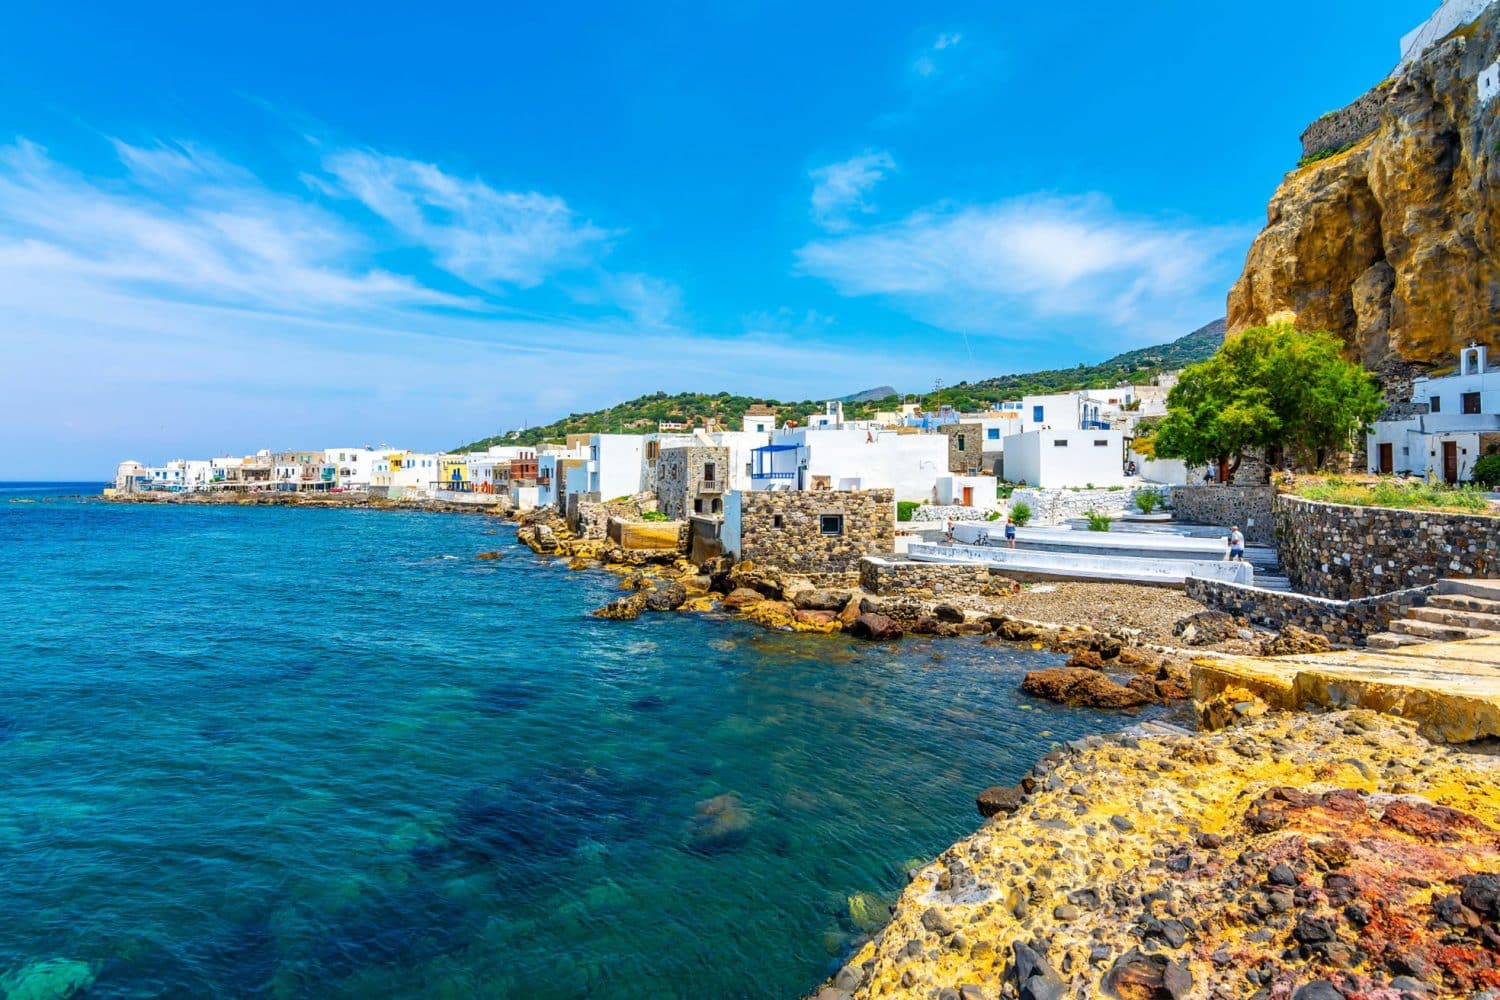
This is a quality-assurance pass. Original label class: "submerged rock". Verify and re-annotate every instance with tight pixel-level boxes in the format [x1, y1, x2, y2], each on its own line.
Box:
[684, 793, 753, 855]
[0, 959, 95, 1000]
[592, 593, 648, 621]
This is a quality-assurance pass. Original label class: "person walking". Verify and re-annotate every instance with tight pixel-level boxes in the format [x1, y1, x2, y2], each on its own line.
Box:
[1227, 525, 1245, 562]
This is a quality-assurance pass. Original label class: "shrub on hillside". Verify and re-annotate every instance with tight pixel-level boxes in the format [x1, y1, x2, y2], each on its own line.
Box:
[897, 501, 919, 522]
[1085, 511, 1112, 532]
[1008, 501, 1032, 527]
[1135, 491, 1161, 514]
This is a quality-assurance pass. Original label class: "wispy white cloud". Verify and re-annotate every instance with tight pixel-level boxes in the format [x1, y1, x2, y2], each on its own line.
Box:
[319, 148, 612, 289]
[809, 151, 896, 232]
[0, 139, 455, 314]
[912, 31, 963, 78]
[0, 134, 918, 477]
[795, 193, 1249, 343]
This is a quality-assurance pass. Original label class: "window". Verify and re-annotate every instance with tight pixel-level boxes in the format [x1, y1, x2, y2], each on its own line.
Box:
[1094, 439, 1108, 447]
[1053, 439, 1069, 447]
[1032, 405, 1044, 423]
[704, 462, 716, 482]
[772, 514, 784, 529]
[694, 499, 703, 514]
[1463, 391, 1482, 415]
[987, 428, 1000, 440]
[1430, 395, 1441, 413]
[957, 434, 966, 452]
[820, 514, 844, 536]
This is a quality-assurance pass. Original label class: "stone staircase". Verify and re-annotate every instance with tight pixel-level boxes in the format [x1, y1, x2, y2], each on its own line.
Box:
[1367, 579, 1500, 649]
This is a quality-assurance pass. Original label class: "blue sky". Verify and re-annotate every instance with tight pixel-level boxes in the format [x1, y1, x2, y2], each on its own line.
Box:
[1, 0, 1427, 477]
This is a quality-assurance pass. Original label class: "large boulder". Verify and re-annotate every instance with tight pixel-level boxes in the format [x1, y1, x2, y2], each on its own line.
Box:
[1172, 610, 1241, 646]
[1020, 668, 1154, 709]
[933, 604, 966, 624]
[977, 783, 1026, 818]
[592, 593, 649, 621]
[849, 614, 904, 640]
[721, 588, 766, 611]
[728, 561, 785, 599]
[1260, 625, 1334, 657]
[644, 581, 687, 612]
[792, 588, 852, 612]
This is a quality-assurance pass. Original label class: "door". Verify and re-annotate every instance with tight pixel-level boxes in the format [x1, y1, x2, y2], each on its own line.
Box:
[1443, 441, 1459, 484]
[962, 486, 974, 507]
[1378, 443, 1393, 475]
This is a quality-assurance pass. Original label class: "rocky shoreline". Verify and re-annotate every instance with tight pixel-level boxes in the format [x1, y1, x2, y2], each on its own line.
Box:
[816, 709, 1500, 1000]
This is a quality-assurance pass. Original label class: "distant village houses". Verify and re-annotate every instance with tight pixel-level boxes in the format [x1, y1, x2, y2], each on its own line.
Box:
[112, 379, 1203, 573]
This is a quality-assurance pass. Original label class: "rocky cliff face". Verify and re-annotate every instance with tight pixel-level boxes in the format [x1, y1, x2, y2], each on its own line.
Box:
[1228, 5, 1500, 394]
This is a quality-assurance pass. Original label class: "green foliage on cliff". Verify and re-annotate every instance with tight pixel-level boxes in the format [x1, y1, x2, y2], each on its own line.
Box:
[457, 320, 1225, 451]
[1153, 325, 1385, 475]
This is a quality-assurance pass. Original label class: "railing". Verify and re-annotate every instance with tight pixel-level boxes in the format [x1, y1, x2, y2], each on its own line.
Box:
[700, 478, 724, 492]
[1081, 420, 1113, 431]
[751, 471, 796, 480]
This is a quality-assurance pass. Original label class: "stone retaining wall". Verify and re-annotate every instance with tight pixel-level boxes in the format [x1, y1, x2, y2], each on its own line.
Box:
[858, 557, 994, 597]
[910, 505, 992, 523]
[739, 489, 895, 575]
[1299, 82, 1389, 159]
[1010, 486, 1169, 526]
[1186, 577, 1435, 646]
[1274, 494, 1500, 599]
[1170, 485, 1276, 544]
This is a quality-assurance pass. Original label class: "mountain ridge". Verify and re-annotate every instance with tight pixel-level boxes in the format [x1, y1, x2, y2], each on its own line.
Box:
[457, 319, 1225, 450]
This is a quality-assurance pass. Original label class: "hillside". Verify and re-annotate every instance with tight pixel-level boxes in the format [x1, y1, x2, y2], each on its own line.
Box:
[457, 319, 1225, 450]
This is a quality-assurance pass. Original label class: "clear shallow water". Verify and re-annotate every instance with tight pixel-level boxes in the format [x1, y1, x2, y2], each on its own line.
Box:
[0, 484, 1141, 998]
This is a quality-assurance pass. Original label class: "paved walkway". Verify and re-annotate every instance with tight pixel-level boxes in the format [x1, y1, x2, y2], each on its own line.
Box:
[1194, 634, 1500, 743]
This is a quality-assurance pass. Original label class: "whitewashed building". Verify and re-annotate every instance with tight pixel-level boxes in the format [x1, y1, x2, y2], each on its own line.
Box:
[1002, 429, 1129, 489]
[587, 434, 646, 501]
[324, 447, 382, 489]
[1367, 344, 1500, 483]
[749, 428, 949, 500]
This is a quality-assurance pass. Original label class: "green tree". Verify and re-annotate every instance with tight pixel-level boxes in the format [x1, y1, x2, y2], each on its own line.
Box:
[1153, 325, 1383, 477]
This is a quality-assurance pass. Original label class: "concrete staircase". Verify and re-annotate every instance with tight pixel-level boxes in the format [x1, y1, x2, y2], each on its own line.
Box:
[1367, 579, 1500, 649]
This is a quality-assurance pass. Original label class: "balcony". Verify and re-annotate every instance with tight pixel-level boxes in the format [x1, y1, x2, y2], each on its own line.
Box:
[700, 478, 724, 492]
[1081, 420, 1112, 431]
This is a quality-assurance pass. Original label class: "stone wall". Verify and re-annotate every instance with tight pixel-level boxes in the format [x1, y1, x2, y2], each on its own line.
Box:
[1274, 494, 1500, 598]
[739, 489, 894, 575]
[607, 518, 688, 552]
[858, 556, 995, 597]
[1010, 486, 1170, 526]
[941, 423, 985, 474]
[1299, 82, 1389, 159]
[1170, 485, 1276, 545]
[655, 445, 728, 520]
[1185, 577, 1435, 647]
[910, 504, 992, 523]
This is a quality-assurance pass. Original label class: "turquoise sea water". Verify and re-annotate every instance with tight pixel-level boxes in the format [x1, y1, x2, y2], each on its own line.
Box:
[0, 484, 1146, 998]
